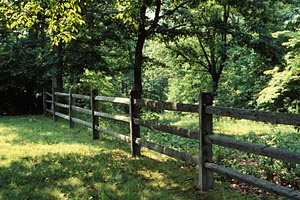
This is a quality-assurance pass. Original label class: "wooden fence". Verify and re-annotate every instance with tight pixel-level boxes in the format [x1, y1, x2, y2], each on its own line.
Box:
[43, 88, 300, 199]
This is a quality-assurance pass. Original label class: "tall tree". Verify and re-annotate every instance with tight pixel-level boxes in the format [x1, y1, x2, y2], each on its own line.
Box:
[116, 0, 192, 98]
[1, 0, 85, 91]
[116, 0, 160, 98]
[160, 0, 286, 99]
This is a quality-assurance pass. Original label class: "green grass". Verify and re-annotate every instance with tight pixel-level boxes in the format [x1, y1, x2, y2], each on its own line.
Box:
[0, 115, 262, 200]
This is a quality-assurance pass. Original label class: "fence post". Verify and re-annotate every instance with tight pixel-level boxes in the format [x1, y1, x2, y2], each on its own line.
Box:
[129, 89, 141, 157]
[91, 89, 99, 140]
[69, 87, 75, 128]
[52, 87, 57, 122]
[43, 90, 47, 116]
[199, 92, 213, 191]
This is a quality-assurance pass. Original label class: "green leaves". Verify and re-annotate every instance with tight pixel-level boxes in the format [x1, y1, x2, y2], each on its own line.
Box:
[1, 0, 85, 45]
[45, 0, 85, 45]
[257, 5, 300, 112]
[115, 0, 146, 30]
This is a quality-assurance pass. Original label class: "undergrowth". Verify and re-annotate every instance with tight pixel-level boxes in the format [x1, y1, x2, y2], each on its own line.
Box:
[139, 112, 300, 199]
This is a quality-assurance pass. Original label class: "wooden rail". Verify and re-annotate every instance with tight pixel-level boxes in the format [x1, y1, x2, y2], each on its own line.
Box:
[95, 96, 130, 104]
[96, 126, 131, 143]
[72, 117, 93, 128]
[135, 138, 197, 163]
[206, 106, 300, 126]
[55, 92, 69, 97]
[205, 134, 300, 164]
[72, 94, 91, 101]
[45, 91, 52, 97]
[135, 99, 198, 112]
[94, 111, 131, 123]
[71, 106, 92, 115]
[55, 102, 69, 109]
[133, 118, 198, 139]
[43, 88, 300, 199]
[205, 163, 300, 199]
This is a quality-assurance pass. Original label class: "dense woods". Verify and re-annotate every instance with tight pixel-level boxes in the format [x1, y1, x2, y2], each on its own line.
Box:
[1, 0, 300, 114]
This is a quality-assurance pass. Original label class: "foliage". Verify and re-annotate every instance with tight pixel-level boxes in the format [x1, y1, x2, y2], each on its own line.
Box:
[144, 39, 211, 103]
[143, 65, 169, 101]
[2, 0, 84, 45]
[216, 47, 267, 108]
[1, 0, 300, 115]
[0, 0, 132, 114]
[65, 69, 118, 97]
[0, 31, 51, 114]
[157, 0, 286, 101]
[257, 5, 300, 112]
[213, 118, 300, 192]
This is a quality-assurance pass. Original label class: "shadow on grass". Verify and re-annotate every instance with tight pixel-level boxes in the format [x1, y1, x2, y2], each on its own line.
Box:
[0, 115, 261, 199]
[0, 151, 206, 199]
[0, 115, 202, 199]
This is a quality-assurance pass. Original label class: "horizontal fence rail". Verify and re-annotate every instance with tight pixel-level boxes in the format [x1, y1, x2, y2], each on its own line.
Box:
[55, 102, 69, 109]
[71, 106, 92, 115]
[135, 138, 197, 164]
[45, 100, 52, 104]
[43, 89, 300, 199]
[45, 91, 52, 97]
[205, 134, 300, 164]
[94, 111, 131, 123]
[205, 163, 300, 199]
[135, 99, 198, 112]
[95, 96, 130, 104]
[72, 117, 93, 128]
[72, 94, 91, 101]
[134, 118, 198, 139]
[55, 92, 69, 97]
[96, 126, 131, 143]
[206, 106, 300, 126]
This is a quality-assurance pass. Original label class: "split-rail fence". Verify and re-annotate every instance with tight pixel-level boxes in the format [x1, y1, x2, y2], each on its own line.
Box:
[43, 88, 300, 199]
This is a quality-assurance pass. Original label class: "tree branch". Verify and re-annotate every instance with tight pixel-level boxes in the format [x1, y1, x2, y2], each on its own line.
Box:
[195, 32, 212, 72]
[148, 0, 162, 34]
[165, 43, 210, 72]
[160, 1, 189, 19]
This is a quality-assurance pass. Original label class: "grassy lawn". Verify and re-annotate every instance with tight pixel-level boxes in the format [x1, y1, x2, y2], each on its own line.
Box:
[0, 115, 293, 199]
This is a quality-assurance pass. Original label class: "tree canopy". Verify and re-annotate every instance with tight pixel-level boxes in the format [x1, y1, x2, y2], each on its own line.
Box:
[0, 0, 299, 114]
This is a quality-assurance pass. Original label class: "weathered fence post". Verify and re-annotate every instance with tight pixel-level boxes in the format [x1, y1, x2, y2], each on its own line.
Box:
[199, 92, 213, 191]
[69, 87, 75, 129]
[91, 89, 99, 140]
[52, 87, 57, 122]
[43, 90, 47, 116]
[129, 89, 141, 157]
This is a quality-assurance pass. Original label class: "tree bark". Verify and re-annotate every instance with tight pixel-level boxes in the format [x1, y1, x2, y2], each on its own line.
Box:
[133, 4, 147, 99]
[52, 43, 63, 92]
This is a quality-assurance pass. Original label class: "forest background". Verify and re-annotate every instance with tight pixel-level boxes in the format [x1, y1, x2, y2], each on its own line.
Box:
[0, 0, 300, 115]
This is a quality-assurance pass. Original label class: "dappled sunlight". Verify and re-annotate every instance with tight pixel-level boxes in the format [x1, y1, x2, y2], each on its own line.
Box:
[0, 126, 17, 133]
[0, 134, 19, 145]
[138, 169, 183, 194]
[0, 143, 105, 167]
[110, 149, 131, 161]
[214, 118, 297, 136]
[64, 177, 84, 187]
[0, 116, 280, 199]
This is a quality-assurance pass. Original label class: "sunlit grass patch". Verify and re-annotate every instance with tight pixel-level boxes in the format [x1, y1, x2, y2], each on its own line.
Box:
[0, 115, 284, 199]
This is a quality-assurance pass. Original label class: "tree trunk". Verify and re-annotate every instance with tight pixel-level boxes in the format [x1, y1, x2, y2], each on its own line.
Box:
[133, 4, 147, 99]
[52, 42, 66, 113]
[52, 43, 63, 92]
